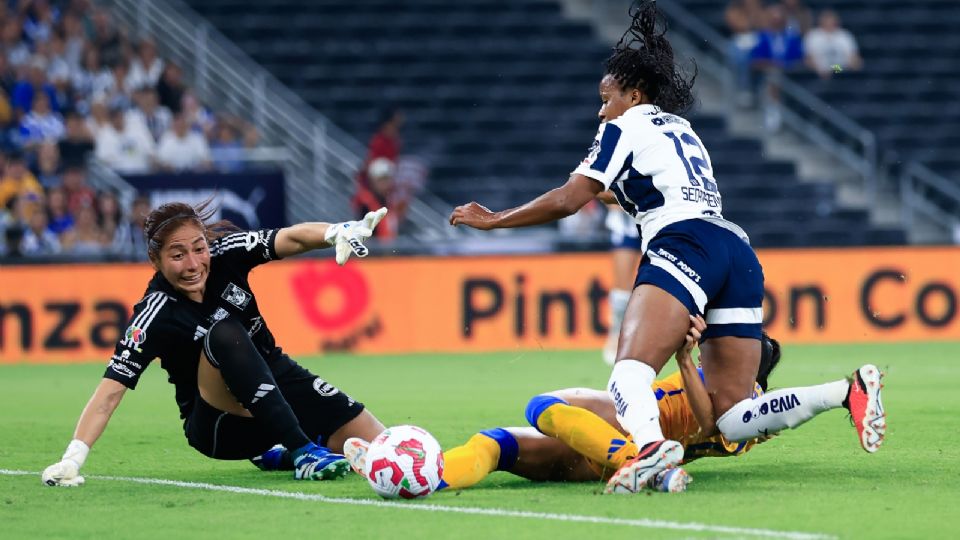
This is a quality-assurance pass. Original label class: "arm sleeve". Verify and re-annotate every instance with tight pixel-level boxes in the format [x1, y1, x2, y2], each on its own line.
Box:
[209, 229, 282, 274]
[572, 122, 633, 190]
[102, 293, 172, 389]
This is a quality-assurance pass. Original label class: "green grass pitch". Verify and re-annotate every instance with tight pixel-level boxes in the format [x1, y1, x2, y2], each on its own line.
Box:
[2, 342, 958, 539]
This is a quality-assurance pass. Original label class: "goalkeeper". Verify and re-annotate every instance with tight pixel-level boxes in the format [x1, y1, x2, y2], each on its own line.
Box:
[42, 200, 389, 487]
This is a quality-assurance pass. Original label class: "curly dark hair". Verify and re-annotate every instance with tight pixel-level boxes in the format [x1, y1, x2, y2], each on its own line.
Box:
[603, 0, 697, 115]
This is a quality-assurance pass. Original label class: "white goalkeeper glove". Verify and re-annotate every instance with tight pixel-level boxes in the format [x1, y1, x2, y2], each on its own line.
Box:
[42, 439, 88, 487]
[324, 207, 388, 265]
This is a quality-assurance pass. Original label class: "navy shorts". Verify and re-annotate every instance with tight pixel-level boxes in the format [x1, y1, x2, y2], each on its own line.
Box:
[634, 219, 764, 340]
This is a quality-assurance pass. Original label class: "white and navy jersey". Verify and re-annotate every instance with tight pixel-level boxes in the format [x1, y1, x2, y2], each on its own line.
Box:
[103, 229, 283, 419]
[574, 104, 748, 252]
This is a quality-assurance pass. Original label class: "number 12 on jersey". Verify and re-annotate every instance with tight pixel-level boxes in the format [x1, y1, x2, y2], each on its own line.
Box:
[664, 132, 718, 194]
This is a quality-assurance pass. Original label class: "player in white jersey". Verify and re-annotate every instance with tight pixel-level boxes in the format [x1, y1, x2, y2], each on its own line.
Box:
[451, 0, 885, 493]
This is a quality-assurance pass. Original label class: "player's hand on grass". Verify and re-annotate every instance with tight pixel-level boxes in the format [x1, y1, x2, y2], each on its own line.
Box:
[41, 459, 85, 487]
[325, 207, 388, 265]
[676, 315, 707, 366]
[449, 202, 497, 230]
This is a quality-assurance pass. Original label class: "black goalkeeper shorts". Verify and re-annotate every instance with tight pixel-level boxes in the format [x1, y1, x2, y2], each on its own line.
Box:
[183, 354, 365, 460]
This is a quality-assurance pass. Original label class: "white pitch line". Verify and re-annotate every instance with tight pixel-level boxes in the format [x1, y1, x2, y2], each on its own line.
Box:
[3, 469, 834, 540]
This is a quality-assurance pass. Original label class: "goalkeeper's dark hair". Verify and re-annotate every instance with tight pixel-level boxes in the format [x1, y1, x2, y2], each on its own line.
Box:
[604, 0, 696, 115]
[144, 198, 239, 262]
[756, 333, 783, 393]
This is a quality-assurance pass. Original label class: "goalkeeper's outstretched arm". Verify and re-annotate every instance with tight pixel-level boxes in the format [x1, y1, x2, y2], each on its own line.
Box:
[274, 207, 388, 264]
[42, 378, 127, 486]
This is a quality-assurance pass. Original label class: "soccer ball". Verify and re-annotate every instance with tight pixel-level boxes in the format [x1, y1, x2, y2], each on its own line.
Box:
[363, 425, 444, 499]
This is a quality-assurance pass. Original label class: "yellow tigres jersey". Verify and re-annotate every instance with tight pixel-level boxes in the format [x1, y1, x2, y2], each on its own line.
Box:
[653, 370, 764, 461]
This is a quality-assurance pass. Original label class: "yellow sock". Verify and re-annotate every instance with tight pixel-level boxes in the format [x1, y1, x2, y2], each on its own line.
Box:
[537, 403, 638, 471]
[440, 433, 502, 490]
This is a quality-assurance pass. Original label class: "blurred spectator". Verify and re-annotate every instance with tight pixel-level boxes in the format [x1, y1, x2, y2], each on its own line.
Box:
[181, 91, 215, 138]
[61, 12, 85, 72]
[156, 62, 185, 114]
[12, 55, 60, 117]
[45, 185, 74, 236]
[61, 202, 106, 255]
[357, 107, 403, 191]
[94, 102, 155, 173]
[127, 38, 163, 90]
[21, 208, 61, 255]
[2, 17, 31, 69]
[19, 91, 64, 148]
[97, 59, 133, 108]
[210, 119, 245, 172]
[72, 46, 112, 109]
[96, 189, 124, 251]
[62, 165, 95, 215]
[352, 157, 397, 240]
[34, 141, 62, 188]
[156, 112, 211, 171]
[127, 86, 170, 142]
[58, 111, 94, 168]
[781, 0, 813, 35]
[43, 35, 74, 111]
[115, 194, 149, 258]
[90, 8, 123, 67]
[23, 0, 58, 45]
[0, 54, 16, 95]
[804, 10, 863, 78]
[725, 0, 764, 107]
[0, 151, 43, 211]
[85, 97, 110, 136]
[751, 5, 804, 131]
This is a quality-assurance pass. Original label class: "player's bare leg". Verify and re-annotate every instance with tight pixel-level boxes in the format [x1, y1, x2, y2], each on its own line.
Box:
[197, 351, 252, 417]
[327, 410, 385, 454]
[698, 337, 761, 416]
[506, 428, 599, 482]
[605, 284, 692, 493]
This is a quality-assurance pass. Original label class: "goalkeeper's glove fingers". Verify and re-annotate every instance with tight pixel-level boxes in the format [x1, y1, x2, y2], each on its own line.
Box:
[41, 459, 85, 487]
[326, 207, 388, 265]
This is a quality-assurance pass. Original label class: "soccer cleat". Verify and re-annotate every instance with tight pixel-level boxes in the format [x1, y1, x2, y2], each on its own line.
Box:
[292, 443, 352, 480]
[343, 437, 370, 475]
[251, 444, 293, 471]
[846, 364, 886, 453]
[604, 439, 685, 494]
[648, 467, 691, 493]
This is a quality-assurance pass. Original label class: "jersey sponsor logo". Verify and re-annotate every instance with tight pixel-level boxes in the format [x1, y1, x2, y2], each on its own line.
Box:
[312, 377, 340, 397]
[221, 283, 251, 309]
[108, 360, 136, 378]
[122, 326, 146, 352]
[609, 380, 628, 417]
[742, 394, 801, 422]
[109, 348, 142, 369]
[655, 248, 702, 284]
[581, 139, 600, 166]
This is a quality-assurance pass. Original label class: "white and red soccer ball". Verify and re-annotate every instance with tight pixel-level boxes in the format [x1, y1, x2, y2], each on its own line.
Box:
[363, 425, 444, 499]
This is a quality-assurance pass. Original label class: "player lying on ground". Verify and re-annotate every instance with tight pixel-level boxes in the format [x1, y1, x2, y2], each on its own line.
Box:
[42, 201, 389, 486]
[339, 322, 776, 492]
[450, 1, 887, 492]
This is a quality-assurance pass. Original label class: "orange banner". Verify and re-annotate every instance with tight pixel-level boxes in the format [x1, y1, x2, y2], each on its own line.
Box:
[1, 247, 959, 362]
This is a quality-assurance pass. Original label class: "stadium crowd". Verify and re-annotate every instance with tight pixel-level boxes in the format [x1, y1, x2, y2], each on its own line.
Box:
[0, 0, 261, 258]
[725, 0, 861, 129]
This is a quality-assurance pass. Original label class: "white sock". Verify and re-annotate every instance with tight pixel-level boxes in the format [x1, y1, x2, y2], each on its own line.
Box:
[717, 380, 850, 441]
[608, 360, 664, 446]
[608, 289, 632, 337]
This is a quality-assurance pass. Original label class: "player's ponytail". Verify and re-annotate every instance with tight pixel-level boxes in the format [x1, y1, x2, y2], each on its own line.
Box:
[604, 0, 696, 115]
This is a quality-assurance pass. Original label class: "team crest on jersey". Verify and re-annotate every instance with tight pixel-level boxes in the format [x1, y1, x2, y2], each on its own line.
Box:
[123, 326, 146, 352]
[213, 307, 230, 321]
[222, 283, 251, 309]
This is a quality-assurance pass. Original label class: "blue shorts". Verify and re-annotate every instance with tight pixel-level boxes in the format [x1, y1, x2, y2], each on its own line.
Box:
[634, 219, 764, 340]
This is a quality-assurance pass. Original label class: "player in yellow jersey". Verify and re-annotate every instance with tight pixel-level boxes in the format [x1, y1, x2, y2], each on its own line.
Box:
[344, 320, 782, 493]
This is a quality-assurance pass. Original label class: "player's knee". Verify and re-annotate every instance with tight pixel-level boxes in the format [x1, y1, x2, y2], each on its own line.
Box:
[524, 394, 567, 430]
[203, 317, 248, 368]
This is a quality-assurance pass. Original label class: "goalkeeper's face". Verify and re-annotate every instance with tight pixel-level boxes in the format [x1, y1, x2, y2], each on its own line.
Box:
[155, 223, 210, 302]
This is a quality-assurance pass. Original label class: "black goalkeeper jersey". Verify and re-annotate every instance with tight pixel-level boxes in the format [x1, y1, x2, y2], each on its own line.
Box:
[103, 229, 285, 419]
